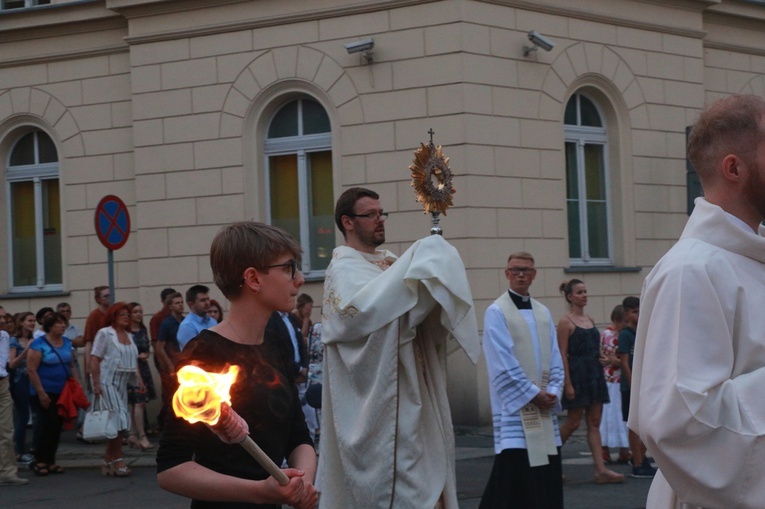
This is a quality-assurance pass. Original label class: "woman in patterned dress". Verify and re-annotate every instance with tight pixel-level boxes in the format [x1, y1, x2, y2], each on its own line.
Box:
[91, 302, 144, 477]
[126, 302, 156, 450]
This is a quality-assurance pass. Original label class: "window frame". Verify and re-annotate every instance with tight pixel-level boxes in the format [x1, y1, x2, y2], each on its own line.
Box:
[264, 98, 333, 280]
[0, 0, 50, 11]
[564, 93, 613, 266]
[4, 129, 63, 293]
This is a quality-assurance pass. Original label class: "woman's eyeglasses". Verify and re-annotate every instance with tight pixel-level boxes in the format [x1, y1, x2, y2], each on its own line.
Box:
[263, 259, 299, 280]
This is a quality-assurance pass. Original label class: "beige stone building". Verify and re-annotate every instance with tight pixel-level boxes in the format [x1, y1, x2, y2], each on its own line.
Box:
[1, 0, 764, 424]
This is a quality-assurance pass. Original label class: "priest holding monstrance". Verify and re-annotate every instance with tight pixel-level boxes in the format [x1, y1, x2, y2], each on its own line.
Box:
[318, 136, 481, 509]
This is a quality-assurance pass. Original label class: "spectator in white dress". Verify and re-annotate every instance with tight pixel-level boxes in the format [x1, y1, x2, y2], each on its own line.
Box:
[90, 302, 143, 478]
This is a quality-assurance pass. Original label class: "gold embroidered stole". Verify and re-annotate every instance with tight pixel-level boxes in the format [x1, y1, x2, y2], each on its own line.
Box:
[495, 292, 558, 466]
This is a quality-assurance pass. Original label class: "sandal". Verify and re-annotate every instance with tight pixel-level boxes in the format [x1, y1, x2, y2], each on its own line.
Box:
[30, 462, 49, 476]
[126, 433, 141, 449]
[138, 434, 154, 450]
[47, 464, 65, 474]
[110, 458, 131, 477]
[594, 470, 625, 485]
[101, 460, 112, 477]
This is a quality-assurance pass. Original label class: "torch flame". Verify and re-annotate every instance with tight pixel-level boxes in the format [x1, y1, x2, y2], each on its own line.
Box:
[172, 364, 240, 426]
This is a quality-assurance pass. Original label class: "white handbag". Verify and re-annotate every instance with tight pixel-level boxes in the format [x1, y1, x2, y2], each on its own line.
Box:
[82, 395, 119, 441]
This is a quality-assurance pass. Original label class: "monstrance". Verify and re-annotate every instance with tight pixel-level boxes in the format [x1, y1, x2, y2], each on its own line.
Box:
[409, 129, 455, 235]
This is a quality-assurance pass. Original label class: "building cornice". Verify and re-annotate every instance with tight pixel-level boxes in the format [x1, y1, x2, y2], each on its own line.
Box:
[0, 0, 118, 35]
[0, 14, 124, 42]
[704, 40, 765, 57]
[0, 2, 127, 69]
[478, 0, 710, 39]
[701, 2, 765, 56]
[116, 0, 439, 45]
[705, 0, 765, 22]
[0, 43, 126, 69]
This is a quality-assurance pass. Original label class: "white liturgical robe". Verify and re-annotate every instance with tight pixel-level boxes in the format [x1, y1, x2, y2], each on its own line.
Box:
[630, 198, 765, 509]
[318, 234, 480, 509]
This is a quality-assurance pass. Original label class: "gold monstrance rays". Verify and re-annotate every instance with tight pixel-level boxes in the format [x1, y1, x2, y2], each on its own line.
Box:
[409, 129, 455, 235]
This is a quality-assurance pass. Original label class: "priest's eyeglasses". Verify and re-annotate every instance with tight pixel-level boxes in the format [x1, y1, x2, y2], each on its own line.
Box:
[348, 212, 389, 221]
[263, 259, 299, 280]
[507, 267, 535, 275]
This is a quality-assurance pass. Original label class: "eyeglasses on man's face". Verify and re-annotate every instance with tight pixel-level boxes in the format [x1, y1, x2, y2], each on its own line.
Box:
[506, 267, 535, 275]
[263, 259, 299, 280]
[348, 211, 389, 221]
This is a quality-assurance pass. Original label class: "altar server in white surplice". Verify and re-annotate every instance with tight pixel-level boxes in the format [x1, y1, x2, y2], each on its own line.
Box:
[630, 94, 765, 509]
[318, 187, 480, 509]
[479, 251, 564, 509]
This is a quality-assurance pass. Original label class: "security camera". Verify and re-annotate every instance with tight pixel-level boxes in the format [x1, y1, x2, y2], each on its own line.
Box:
[344, 38, 374, 55]
[524, 31, 556, 56]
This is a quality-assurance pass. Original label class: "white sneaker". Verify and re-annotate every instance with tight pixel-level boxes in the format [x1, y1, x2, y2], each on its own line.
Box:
[0, 475, 29, 486]
[17, 453, 34, 465]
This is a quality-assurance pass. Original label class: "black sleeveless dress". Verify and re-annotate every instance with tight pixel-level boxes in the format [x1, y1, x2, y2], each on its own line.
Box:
[562, 325, 609, 409]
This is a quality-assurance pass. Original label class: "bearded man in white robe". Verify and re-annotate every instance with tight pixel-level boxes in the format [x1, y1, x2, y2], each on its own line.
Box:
[630, 94, 765, 509]
[318, 187, 480, 509]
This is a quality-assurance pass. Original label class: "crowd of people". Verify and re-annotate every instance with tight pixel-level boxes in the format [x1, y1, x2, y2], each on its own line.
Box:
[0, 282, 248, 486]
[0, 196, 664, 503]
[3, 93, 763, 509]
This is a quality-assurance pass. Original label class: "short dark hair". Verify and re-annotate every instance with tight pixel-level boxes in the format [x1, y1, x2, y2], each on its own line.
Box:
[334, 187, 380, 238]
[186, 285, 210, 304]
[622, 296, 640, 311]
[160, 287, 176, 302]
[94, 285, 108, 301]
[165, 291, 183, 305]
[610, 304, 625, 323]
[688, 94, 765, 185]
[210, 222, 302, 299]
[296, 293, 313, 310]
[35, 307, 55, 324]
[56, 302, 71, 311]
[42, 311, 68, 333]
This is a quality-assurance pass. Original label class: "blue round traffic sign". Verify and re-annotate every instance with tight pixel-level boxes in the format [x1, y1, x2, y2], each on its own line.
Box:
[95, 195, 130, 250]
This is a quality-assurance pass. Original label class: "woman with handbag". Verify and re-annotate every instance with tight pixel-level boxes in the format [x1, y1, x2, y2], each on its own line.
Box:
[90, 302, 144, 477]
[26, 312, 76, 476]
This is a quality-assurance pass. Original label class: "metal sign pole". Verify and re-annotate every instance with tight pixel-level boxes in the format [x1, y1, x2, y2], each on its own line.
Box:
[108, 249, 115, 302]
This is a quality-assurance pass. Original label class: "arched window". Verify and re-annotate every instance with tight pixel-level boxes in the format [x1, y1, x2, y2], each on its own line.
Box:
[5, 129, 62, 290]
[264, 98, 334, 276]
[564, 93, 611, 264]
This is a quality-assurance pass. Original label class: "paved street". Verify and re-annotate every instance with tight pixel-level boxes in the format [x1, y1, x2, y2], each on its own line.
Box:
[3, 425, 650, 508]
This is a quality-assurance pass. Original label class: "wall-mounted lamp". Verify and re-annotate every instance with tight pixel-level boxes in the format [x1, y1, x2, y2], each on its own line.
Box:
[344, 38, 374, 64]
[523, 30, 555, 57]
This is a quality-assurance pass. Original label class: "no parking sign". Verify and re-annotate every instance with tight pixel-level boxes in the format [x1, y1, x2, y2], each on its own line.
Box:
[94, 195, 130, 300]
[95, 195, 130, 250]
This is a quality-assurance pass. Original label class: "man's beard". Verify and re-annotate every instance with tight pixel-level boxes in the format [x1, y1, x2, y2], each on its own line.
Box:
[745, 160, 765, 221]
[359, 227, 385, 248]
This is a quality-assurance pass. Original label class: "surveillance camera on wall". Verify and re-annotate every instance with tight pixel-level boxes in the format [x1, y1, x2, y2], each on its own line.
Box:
[524, 31, 556, 56]
[344, 38, 374, 54]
